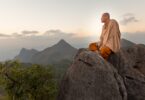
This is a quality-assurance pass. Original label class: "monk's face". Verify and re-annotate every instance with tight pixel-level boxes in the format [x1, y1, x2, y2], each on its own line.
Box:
[101, 14, 109, 23]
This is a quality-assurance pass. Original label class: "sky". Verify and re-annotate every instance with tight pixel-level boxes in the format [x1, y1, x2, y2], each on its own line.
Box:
[0, 0, 145, 61]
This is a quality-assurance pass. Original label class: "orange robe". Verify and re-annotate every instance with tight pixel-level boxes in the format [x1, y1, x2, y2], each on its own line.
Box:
[89, 19, 121, 60]
[89, 43, 112, 60]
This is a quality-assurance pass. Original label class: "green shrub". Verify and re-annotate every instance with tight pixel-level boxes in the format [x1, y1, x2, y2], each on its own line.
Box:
[0, 61, 57, 100]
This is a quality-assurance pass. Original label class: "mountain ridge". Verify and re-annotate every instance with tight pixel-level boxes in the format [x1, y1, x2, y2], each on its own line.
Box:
[14, 48, 38, 63]
[14, 38, 138, 65]
[14, 39, 78, 65]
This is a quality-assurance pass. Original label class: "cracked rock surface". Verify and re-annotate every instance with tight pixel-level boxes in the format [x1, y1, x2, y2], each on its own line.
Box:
[57, 44, 145, 100]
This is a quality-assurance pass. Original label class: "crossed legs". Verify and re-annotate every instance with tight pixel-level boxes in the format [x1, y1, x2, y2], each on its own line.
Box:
[89, 42, 112, 60]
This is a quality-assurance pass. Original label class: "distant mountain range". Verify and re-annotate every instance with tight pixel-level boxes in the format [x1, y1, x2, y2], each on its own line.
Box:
[14, 39, 78, 65]
[14, 38, 136, 65]
[15, 48, 39, 63]
[121, 38, 135, 48]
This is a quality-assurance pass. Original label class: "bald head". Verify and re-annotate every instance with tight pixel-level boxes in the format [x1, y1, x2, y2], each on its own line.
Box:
[101, 12, 110, 23]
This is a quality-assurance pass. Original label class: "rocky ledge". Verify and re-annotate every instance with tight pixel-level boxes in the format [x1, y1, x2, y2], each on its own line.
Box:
[57, 44, 145, 100]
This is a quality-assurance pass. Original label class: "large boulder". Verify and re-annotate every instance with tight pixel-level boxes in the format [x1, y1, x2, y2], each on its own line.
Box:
[57, 44, 145, 100]
[57, 49, 127, 100]
[108, 44, 145, 100]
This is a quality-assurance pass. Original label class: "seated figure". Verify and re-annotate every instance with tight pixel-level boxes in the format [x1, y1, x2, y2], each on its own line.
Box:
[89, 13, 121, 60]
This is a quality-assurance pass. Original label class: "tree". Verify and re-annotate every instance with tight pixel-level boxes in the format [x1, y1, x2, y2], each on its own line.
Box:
[0, 61, 57, 100]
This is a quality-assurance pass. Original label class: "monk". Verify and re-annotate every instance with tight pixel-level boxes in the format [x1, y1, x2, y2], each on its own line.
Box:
[89, 13, 121, 60]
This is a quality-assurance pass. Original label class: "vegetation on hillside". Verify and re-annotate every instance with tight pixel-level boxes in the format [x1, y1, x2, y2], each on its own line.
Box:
[0, 61, 58, 100]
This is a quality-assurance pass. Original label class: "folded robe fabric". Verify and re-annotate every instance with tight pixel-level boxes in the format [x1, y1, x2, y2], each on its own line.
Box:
[100, 46, 112, 60]
[89, 43, 112, 60]
[98, 19, 121, 53]
[89, 42, 99, 51]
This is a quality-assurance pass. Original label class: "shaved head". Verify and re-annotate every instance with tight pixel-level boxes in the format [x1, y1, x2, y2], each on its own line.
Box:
[101, 12, 110, 23]
[103, 13, 110, 18]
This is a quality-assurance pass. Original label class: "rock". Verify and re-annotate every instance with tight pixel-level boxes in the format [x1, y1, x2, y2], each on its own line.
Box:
[57, 49, 127, 100]
[108, 44, 145, 100]
[57, 44, 145, 100]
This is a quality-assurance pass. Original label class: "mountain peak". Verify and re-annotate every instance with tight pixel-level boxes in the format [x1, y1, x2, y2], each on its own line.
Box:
[55, 39, 71, 47]
[121, 38, 135, 48]
[58, 39, 67, 44]
[20, 48, 28, 53]
[15, 48, 38, 63]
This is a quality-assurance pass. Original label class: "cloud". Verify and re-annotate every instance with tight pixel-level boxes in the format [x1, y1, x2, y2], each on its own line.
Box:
[0, 33, 11, 37]
[22, 30, 39, 35]
[0, 30, 39, 38]
[0, 29, 75, 38]
[12, 33, 24, 37]
[44, 29, 75, 38]
[120, 13, 139, 25]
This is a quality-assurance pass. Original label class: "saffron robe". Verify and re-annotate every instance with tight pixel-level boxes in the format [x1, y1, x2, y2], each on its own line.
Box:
[98, 19, 121, 53]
